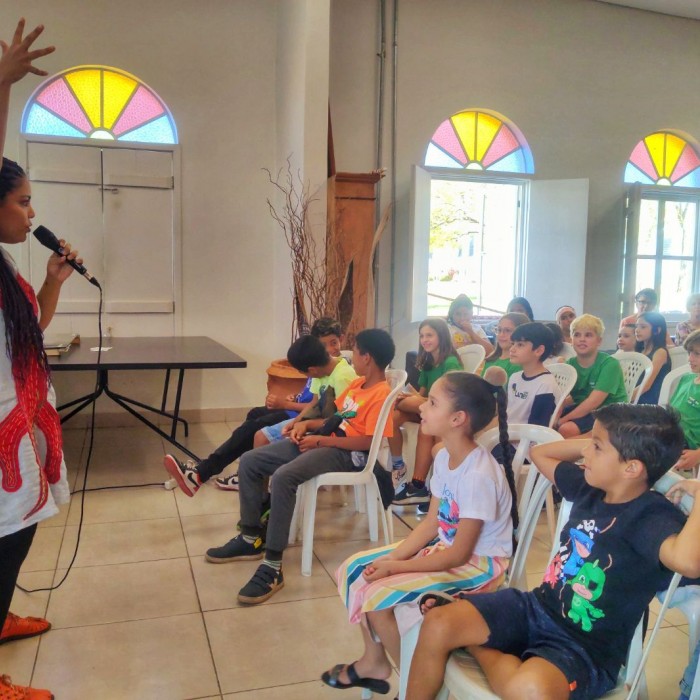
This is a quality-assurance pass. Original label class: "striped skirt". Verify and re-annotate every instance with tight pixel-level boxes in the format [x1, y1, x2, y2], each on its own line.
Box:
[337, 540, 509, 625]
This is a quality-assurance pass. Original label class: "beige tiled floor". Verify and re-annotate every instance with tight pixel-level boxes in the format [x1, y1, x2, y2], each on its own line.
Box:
[0, 422, 692, 698]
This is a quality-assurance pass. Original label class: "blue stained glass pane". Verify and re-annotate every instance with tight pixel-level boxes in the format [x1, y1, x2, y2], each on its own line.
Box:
[23, 104, 85, 139]
[674, 168, 700, 188]
[118, 115, 176, 144]
[624, 162, 655, 185]
[487, 150, 525, 173]
[425, 143, 463, 168]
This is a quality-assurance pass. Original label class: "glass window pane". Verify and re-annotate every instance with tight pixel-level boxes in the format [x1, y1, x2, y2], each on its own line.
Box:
[663, 201, 696, 256]
[635, 258, 656, 293]
[659, 259, 694, 315]
[637, 199, 658, 255]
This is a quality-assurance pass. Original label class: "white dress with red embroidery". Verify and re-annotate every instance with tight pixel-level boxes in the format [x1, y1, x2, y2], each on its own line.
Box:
[0, 249, 68, 538]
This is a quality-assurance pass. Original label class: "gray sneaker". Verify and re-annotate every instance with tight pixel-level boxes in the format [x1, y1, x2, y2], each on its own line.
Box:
[205, 534, 264, 563]
[392, 482, 430, 505]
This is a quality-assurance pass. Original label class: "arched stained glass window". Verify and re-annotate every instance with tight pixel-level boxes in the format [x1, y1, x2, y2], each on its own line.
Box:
[624, 130, 700, 187]
[424, 109, 534, 174]
[21, 66, 178, 145]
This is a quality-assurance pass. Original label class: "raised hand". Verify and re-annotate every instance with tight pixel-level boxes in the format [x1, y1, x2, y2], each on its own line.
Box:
[0, 19, 55, 85]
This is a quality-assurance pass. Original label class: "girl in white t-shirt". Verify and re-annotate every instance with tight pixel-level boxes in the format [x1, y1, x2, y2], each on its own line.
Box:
[321, 372, 517, 696]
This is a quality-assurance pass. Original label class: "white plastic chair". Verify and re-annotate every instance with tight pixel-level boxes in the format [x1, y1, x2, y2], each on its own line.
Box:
[658, 363, 691, 406]
[670, 345, 688, 371]
[613, 351, 653, 404]
[434, 488, 682, 700]
[458, 344, 486, 374]
[545, 362, 577, 429]
[289, 368, 407, 576]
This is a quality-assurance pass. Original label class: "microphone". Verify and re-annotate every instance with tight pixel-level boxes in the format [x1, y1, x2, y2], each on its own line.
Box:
[33, 225, 100, 288]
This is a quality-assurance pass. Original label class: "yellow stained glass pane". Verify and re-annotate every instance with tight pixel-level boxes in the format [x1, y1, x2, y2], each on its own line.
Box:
[645, 133, 666, 180]
[663, 133, 686, 178]
[66, 69, 102, 128]
[475, 113, 501, 161]
[451, 111, 477, 162]
[102, 71, 137, 129]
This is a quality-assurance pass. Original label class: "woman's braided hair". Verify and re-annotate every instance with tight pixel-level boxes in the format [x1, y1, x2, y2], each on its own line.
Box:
[441, 371, 519, 530]
[0, 157, 49, 380]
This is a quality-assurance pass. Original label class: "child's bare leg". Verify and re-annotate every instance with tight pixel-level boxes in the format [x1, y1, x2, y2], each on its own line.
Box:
[326, 614, 392, 683]
[253, 429, 269, 448]
[468, 645, 523, 696]
[558, 421, 582, 439]
[367, 608, 401, 668]
[499, 656, 570, 700]
[413, 431, 435, 482]
[388, 409, 410, 456]
[406, 600, 490, 699]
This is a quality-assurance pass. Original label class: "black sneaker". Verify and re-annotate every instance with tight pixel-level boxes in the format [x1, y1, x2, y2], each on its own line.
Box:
[392, 482, 430, 505]
[205, 534, 264, 563]
[164, 454, 201, 497]
[238, 563, 285, 605]
[417, 498, 430, 515]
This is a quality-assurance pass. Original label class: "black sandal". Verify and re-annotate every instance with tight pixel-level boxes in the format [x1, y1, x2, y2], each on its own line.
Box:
[418, 590, 461, 614]
[321, 662, 390, 694]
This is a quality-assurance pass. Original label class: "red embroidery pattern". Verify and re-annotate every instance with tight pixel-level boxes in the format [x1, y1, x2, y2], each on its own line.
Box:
[0, 273, 63, 520]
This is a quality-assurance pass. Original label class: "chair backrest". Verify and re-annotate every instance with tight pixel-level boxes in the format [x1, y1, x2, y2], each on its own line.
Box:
[670, 345, 688, 370]
[658, 363, 691, 407]
[362, 368, 408, 475]
[457, 344, 486, 374]
[340, 349, 353, 364]
[476, 424, 563, 524]
[612, 350, 653, 404]
[545, 363, 577, 428]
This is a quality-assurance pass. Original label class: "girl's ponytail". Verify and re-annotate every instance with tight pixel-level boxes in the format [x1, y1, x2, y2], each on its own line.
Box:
[492, 384, 519, 531]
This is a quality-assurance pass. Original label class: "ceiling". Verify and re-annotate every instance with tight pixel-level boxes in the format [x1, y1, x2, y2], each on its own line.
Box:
[597, 0, 700, 21]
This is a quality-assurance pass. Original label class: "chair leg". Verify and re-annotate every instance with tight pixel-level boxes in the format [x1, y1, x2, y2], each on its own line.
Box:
[301, 479, 319, 576]
[398, 621, 422, 700]
[288, 483, 303, 545]
[545, 488, 556, 542]
[366, 481, 379, 542]
[355, 484, 367, 513]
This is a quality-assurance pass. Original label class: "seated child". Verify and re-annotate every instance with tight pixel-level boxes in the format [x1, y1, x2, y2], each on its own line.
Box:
[669, 329, 700, 473]
[481, 312, 529, 381]
[446, 294, 493, 354]
[204, 329, 396, 605]
[163, 318, 352, 495]
[556, 305, 576, 344]
[391, 318, 462, 506]
[321, 372, 517, 695]
[558, 314, 627, 438]
[407, 403, 700, 700]
[616, 321, 637, 352]
[507, 322, 561, 427]
[634, 311, 671, 405]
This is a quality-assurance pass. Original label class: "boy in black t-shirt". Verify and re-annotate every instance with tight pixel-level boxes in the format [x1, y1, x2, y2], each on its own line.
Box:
[406, 404, 700, 700]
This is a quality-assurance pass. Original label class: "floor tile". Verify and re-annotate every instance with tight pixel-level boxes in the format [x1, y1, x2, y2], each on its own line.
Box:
[36, 502, 70, 529]
[66, 484, 178, 525]
[57, 517, 187, 568]
[32, 614, 220, 699]
[22, 527, 64, 573]
[191, 546, 338, 612]
[206, 597, 364, 694]
[644, 625, 690, 699]
[181, 512, 239, 557]
[174, 481, 240, 517]
[47, 558, 199, 628]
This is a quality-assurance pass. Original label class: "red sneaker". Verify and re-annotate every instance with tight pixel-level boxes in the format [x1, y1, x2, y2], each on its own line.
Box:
[0, 613, 51, 645]
[0, 674, 53, 699]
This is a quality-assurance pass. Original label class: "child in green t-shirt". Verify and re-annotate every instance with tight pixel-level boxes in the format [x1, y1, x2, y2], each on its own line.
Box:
[558, 314, 628, 438]
[391, 318, 462, 505]
[670, 329, 700, 472]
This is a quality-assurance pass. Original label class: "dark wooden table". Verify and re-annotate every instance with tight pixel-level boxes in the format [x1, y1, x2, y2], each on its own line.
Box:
[49, 336, 247, 459]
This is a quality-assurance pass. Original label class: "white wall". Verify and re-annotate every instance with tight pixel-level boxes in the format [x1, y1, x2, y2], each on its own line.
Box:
[0, 0, 325, 417]
[328, 0, 700, 359]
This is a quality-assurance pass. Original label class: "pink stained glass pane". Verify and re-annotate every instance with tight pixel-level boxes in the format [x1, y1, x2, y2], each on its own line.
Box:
[36, 79, 92, 134]
[670, 145, 700, 183]
[112, 86, 165, 136]
[629, 140, 659, 181]
[431, 119, 467, 165]
[481, 125, 518, 169]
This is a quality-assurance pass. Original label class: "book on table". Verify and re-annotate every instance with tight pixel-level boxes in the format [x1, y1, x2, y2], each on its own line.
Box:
[44, 333, 79, 356]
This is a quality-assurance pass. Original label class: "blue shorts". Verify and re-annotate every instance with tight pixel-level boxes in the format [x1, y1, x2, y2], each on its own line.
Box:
[261, 418, 293, 443]
[561, 405, 595, 434]
[468, 588, 616, 700]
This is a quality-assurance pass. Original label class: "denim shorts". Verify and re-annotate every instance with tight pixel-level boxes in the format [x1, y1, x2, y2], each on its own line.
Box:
[468, 588, 617, 700]
[260, 418, 293, 443]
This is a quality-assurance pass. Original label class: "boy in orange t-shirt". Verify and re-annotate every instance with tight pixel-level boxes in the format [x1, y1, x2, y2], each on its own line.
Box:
[205, 328, 396, 605]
